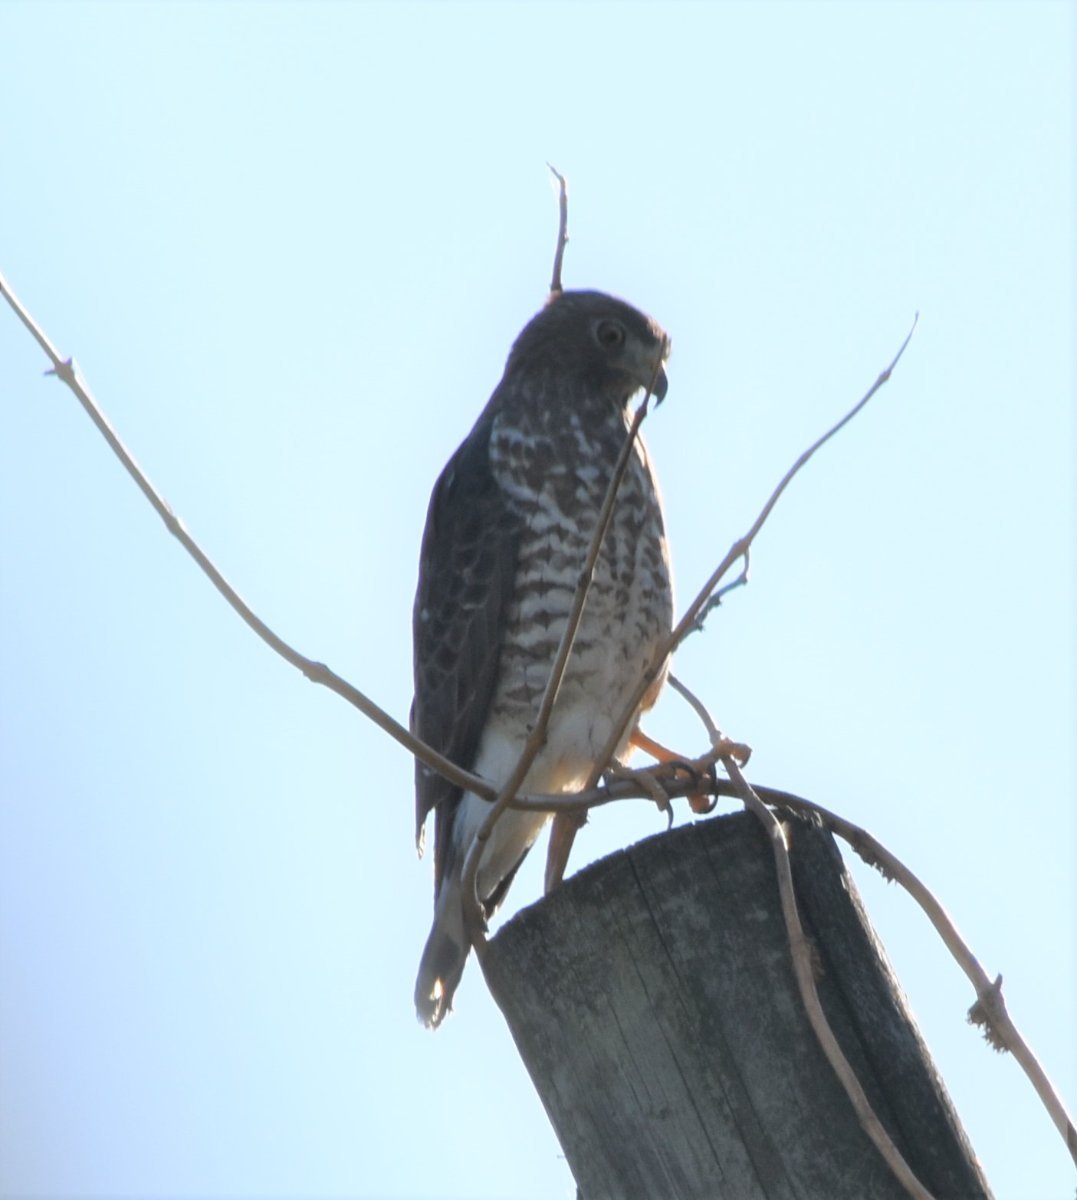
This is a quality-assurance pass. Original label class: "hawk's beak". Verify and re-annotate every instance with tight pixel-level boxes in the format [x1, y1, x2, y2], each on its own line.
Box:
[624, 337, 669, 404]
[640, 337, 670, 404]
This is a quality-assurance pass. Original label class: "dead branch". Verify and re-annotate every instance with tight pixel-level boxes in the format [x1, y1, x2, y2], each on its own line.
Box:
[546, 163, 569, 295]
[0, 268, 494, 806]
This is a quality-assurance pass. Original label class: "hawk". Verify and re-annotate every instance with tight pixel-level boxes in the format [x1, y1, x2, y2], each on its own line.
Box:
[412, 289, 673, 1028]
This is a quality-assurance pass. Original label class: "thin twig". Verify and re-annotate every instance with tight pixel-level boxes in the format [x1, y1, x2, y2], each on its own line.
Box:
[589, 314, 920, 782]
[546, 163, 569, 295]
[691, 546, 751, 628]
[668, 673, 725, 745]
[460, 360, 665, 954]
[0, 269, 495, 804]
[721, 754, 936, 1200]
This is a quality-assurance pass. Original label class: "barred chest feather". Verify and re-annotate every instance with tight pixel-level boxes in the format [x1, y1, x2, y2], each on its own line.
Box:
[484, 391, 673, 787]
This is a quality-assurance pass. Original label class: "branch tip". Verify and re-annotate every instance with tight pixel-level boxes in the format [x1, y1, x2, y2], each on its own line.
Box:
[547, 163, 569, 295]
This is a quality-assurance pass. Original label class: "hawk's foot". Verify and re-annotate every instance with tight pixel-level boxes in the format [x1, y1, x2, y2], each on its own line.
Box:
[630, 728, 720, 814]
[605, 760, 676, 827]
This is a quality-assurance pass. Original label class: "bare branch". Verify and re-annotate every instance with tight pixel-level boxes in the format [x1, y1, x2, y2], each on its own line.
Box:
[0, 269, 495, 807]
[668, 672, 725, 745]
[691, 547, 751, 630]
[546, 163, 569, 295]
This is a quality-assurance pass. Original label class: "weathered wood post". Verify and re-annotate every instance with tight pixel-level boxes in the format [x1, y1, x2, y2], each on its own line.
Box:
[483, 811, 992, 1200]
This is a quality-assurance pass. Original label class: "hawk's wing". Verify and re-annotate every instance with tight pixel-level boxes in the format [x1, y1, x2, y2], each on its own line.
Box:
[412, 407, 521, 894]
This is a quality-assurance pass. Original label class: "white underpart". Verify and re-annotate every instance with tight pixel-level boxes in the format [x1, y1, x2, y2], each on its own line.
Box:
[448, 702, 629, 906]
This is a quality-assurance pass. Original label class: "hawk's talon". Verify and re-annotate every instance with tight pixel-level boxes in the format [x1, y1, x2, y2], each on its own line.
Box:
[629, 727, 722, 813]
[677, 756, 719, 814]
[655, 757, 698, 785]
[688, 788, 718, 815]
[648, 756, 718, 815]
[608, 760, 674, 824]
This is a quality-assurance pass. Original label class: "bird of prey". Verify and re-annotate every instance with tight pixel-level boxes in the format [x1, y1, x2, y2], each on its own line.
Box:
[412, 289, 673, 1028]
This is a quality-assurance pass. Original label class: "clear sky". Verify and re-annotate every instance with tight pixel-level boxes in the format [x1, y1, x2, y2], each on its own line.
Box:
[0, 3, 1072, 1198]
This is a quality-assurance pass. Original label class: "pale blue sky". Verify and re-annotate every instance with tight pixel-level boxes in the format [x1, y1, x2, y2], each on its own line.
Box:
[0, 2, 1072, 1198]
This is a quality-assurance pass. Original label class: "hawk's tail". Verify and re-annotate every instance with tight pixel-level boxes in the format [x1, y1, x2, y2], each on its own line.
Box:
[415, 879, 469, 1029]
[414, 845, 534, 1027]
[414, 798, 543, 1028]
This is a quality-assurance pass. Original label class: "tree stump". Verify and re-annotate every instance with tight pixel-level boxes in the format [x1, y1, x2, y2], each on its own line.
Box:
[483, 811, 992, 1200]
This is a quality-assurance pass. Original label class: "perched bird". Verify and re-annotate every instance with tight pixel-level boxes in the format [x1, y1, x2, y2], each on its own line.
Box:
[412, 289, 673, 1028]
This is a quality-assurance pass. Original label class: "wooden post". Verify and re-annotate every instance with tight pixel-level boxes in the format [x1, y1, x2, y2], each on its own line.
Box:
[483, 812, 992, 1200]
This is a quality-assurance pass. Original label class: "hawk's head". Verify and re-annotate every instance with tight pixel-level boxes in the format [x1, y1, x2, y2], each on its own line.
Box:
[505, 290, 670, 405]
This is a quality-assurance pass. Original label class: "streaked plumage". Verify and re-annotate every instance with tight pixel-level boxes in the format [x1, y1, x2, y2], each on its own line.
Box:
[412, 289, 673, 1028]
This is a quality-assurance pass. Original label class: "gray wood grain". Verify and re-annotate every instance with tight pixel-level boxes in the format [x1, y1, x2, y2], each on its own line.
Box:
[483, 812, 992, 1200]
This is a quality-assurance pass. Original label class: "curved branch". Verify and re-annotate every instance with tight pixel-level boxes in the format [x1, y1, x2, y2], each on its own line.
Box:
[0, 269, 494, 806]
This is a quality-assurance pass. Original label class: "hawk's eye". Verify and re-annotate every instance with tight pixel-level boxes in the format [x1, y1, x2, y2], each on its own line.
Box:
[594, 319, 626, 350]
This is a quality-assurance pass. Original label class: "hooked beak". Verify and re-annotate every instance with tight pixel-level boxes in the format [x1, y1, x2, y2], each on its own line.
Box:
[627, 338, 670, 404]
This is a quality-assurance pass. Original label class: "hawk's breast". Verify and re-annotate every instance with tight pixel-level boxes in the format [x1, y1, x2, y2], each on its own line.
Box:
[484, 397, 673, 793]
